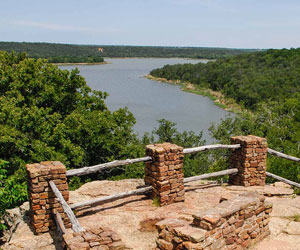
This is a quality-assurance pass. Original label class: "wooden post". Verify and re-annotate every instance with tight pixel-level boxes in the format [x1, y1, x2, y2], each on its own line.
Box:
[145, 143, 184, 206]
[229, 135, 267, 186]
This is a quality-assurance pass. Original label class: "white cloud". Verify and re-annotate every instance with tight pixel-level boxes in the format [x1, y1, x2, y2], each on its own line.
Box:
[12, 20, 120, 33]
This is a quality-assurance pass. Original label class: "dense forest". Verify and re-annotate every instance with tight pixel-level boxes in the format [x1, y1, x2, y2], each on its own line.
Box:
[0, 42, 105, 63]
[150, 48, 300, 110]
[94, 45, 258, 59]
[0, 42, 258, 62]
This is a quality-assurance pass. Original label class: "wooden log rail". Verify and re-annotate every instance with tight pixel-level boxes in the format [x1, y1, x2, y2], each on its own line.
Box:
[267, 148, 300, 163]
[65, 145, 300, 209]
[49, 181, 85, 232]
[66, 144, 240, 177]
[66, 156, 152, 177]
[54, 212, 66, 235]
[266, 148, 300, 189]
[266, 172, 300, 189]
[70, 168, 238, 210]
[183, 144, 241, 154]
[183, 168, 238, 183]
[70, 186, 152, 210]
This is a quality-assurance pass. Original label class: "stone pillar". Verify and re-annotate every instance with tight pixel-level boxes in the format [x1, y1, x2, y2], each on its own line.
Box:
[229, 135, 267, 187]
[26, 161, 70, 234]
[145, 143, 184, 206]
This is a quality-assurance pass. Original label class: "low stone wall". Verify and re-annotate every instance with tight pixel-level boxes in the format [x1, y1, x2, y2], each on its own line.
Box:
[156, 192, 272, 250]
[63, 225, 125, 250]
[145, 143, 185, 206]
[26, 161, 70, 234]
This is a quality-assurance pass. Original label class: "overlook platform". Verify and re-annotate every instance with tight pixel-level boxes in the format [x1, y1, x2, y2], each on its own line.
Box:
[3, 135, 300, 250]
[2, 179, 300, 250]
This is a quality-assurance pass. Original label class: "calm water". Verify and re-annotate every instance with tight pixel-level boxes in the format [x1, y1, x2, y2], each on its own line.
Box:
[60, 58, 230, 142]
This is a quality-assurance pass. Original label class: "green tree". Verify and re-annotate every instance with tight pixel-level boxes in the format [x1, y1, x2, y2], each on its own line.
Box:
[0, 51, 142, 212]
[209, 97, 300, 183]
[148, 119, 211, 177]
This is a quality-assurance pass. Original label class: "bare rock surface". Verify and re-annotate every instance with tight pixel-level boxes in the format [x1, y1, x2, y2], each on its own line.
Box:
[225, 184, 294, 196]
[1, 180, 300, 250]
[1, 205, 62, 250]
[251, 183, 300, 250]
[284, 221, 300, 235]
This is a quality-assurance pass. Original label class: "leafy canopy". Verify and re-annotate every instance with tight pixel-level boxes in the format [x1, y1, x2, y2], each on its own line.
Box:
[0, 51, 143, 220]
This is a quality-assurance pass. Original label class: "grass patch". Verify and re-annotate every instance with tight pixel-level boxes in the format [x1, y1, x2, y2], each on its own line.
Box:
[285, 214, 300, 222]
[152, 197, 160, 207]
[293, 214, 300, 222]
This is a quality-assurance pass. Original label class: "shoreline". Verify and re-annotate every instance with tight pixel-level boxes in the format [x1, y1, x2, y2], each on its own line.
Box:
[53, 61, 109, 66]
[54, 57, 209, 66]
[104, 57, 211, 60]
[145, 74, 244, 114]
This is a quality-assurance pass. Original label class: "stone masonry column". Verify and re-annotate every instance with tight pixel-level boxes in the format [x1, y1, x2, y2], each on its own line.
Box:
[145, 143, 184, 206]
[26, 161, 70, 234]
[229, 135, 267, 186]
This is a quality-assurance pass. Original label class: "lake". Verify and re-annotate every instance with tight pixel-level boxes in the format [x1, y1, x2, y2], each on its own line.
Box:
[60, 58, 230, 142]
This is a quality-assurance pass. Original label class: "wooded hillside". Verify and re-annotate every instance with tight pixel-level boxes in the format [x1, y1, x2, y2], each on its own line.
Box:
[0, 42, 258, 62]
[150, 48, 300, 110]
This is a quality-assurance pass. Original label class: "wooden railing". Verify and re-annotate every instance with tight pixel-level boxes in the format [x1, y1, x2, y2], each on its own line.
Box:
[54, 212, 66, 236]
[64, 143, 300, 210]
[50, 141, 300, 237]
[51, 143, 245, 236]
[70, 168, 239, 210]
[266, 172, 300, 189]
[49, 181, 85, 232]
[267, 148, 300, 163]
[66, 156, 152, 177]
[183, 144, 241, 154]
[66, 144, 240, 177]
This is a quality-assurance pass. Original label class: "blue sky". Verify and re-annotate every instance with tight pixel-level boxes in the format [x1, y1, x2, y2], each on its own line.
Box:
[1, 0, 300, 49]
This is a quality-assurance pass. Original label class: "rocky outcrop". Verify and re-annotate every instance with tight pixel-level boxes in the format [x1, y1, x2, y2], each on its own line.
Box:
[1, 180, 300, 250]
[1, 202, 29, 243]
[1, 201, 62, 250]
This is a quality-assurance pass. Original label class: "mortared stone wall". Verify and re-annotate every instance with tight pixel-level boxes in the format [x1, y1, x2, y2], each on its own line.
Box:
[156, 192, 272, 250]
[145, 143, 185, 206]
[229, 135, 267, 187]
[26, 161, 70, 234]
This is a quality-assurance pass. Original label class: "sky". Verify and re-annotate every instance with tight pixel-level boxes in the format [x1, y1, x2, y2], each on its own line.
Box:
[1, 0, 300, 49]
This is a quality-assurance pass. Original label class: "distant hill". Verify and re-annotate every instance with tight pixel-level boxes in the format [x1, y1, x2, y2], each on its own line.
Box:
[0, 42, 104, 63]
[0, 42, 258, 62]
